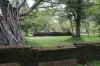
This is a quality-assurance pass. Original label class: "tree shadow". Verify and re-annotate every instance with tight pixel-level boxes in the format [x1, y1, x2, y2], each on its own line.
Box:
[25, 38, 43, 48]
[65, 36, 86, 43]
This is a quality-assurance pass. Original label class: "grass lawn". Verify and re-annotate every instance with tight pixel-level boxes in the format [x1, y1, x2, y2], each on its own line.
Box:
[25, 34, 100, 48]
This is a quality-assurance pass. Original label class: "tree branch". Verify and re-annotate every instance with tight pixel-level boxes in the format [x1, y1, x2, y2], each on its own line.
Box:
[20, 0, 43, 16]
[15, 0, 26, 9]
[37, 5, 57, 9]
[43, 0, 67, 4]
[69, 8, 77, 21]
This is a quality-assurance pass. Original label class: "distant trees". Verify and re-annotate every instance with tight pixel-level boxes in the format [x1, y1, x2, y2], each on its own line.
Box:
[91, 7, 100, 37]
[20, 0, 100, 38]
[86, 0, 100, 37]
[20, 9, 55, 36]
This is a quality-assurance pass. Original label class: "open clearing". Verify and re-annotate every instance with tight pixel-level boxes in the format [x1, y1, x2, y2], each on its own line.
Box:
[25, 34, 100, 48]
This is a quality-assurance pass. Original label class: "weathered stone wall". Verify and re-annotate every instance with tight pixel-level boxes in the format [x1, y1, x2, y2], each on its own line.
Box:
[0, 46, 38, 66]
[38, 45, 97, 64]
[0, 45, 100, 66]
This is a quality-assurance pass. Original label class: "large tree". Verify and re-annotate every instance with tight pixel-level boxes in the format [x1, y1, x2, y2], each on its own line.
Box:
[0, 0, 43, 45]
[66, 0, 90, 38]
[56, 0, 91, 37]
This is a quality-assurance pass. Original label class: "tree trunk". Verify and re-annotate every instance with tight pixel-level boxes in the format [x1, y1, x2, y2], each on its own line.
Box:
[87, 22, 89, 37]
[70, 19, 74, 37]
[74, 0, 82, 38]
[25, 30, 28, 36]
[75, 16, 81, 38]
[0, 1, 25, 45]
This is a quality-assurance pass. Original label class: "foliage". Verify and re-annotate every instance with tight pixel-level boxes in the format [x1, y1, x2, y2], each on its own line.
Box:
[89, 60, 100, 66]
[20, 9, 55, 35]
[20, 16, 36, 36]
[61, 20, 73, 32]
[85, 0, 100, 36]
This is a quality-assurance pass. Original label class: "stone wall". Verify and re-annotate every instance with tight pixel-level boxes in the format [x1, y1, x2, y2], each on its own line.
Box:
[0, 45, 100, 66]
[38, 45, 97, 64]
[0, 46, 38, 66]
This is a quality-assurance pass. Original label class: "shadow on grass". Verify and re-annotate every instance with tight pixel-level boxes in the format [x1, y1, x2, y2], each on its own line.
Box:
[65, 36, 86, 43]
[25, 38, 43, 48]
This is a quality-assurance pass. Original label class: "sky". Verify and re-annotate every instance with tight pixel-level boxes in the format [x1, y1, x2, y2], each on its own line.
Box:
[27, 0, 34, 7]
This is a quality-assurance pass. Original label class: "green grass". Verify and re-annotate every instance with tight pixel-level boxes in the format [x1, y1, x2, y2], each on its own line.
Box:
[77, 60, 100, 66]
[25, 34, 100, 48]
[25, 36, 72, 47]
[81, 34, 100, 42]
[77, 64, 82, 66]
[89, 60, 100, 66]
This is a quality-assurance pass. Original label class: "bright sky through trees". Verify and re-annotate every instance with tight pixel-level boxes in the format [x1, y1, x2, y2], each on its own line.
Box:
[27, 0, 34, 7]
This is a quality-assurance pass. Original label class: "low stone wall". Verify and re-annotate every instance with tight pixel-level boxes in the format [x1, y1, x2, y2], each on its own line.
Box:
[38, 45, 98, 64]
[33, 32, 72, 36]
[0, 45, 100, 66]
[0, 46, 38, 66]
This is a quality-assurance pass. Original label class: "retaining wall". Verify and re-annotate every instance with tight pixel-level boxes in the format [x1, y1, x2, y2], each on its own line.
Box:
[0, 45, 100, 66]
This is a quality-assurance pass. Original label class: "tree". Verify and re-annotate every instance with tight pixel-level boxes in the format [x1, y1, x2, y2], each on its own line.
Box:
[66, 12, 75, 36]
[0, 0, 43, 45]
[66, 0, 89, 38]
